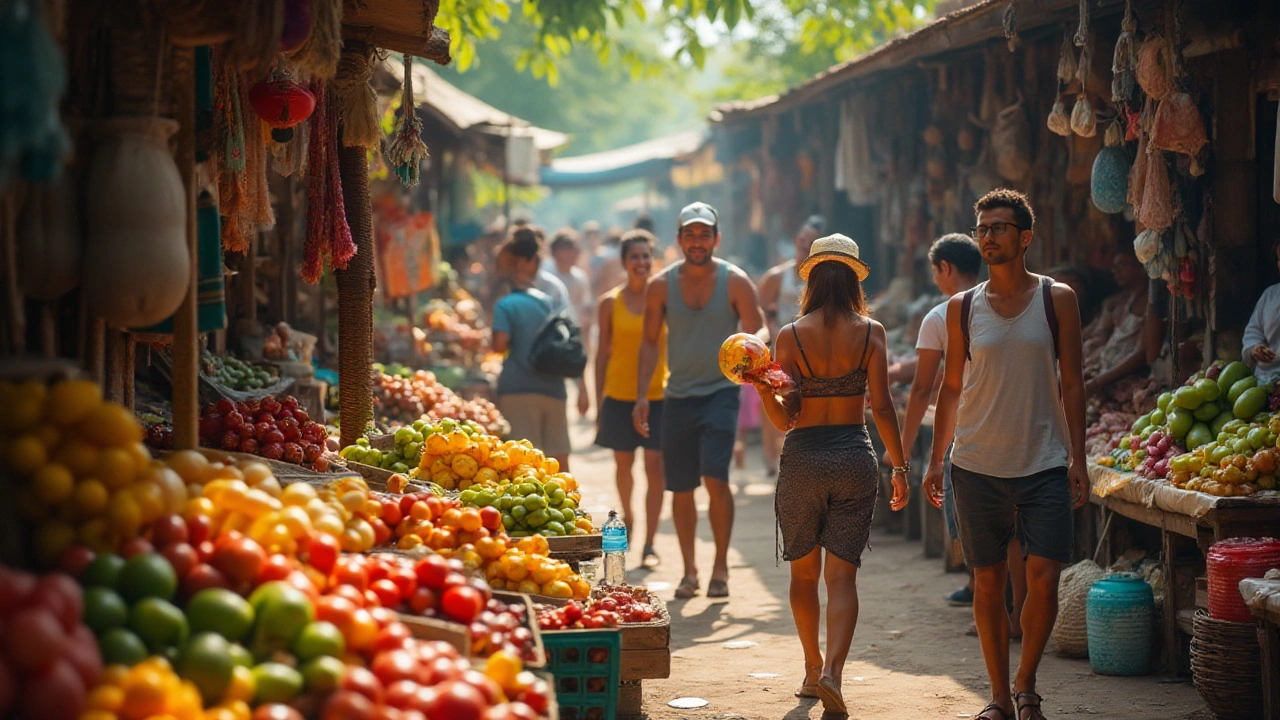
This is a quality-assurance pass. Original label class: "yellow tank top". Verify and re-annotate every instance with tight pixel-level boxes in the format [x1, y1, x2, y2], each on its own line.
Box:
[603, 288, 668, 402]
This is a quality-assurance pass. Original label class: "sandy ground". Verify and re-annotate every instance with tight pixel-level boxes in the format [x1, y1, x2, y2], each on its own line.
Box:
[562, 412, 1211, 720]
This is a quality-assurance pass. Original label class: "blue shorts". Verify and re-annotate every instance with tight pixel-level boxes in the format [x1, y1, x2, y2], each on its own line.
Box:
[660, 386, 740, 492]
[595, 397, 663, 452]
[950, 464, 1074, 568]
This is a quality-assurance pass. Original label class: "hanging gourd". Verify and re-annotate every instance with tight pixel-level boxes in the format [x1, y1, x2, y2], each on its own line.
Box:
[1111, 0, 1138, 103]
[249, 70, 316, 143]
[82, 117, 191, 328]
[1091, 122, 1130, 214]
[1048, 97, 1071, 137]
[1136, 36, 1174, 101]
[17, 168, 80, 299]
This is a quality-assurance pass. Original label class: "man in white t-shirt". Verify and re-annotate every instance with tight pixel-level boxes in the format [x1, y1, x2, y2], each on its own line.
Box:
[548, 228, 596, 334]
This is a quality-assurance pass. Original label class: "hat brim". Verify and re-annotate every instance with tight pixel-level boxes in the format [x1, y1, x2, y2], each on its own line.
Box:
[679, 217, 716, 227]
[799, 251, 870, 282]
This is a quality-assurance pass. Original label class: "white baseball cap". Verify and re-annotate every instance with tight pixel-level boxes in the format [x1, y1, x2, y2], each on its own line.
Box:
[678, 202, 719, 228]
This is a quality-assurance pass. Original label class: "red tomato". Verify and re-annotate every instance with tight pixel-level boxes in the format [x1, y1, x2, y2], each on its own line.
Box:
[413, 555, 450, 591]
[181, 563, 231, 600]
[371, 519, 393, 547]
[333, 557, 370, 593]
[329, 583, 367, 609]
[283, 570, 320, 602]
[119, 536, 154, 558]
[370, 579, 402, 608]
[422, 656, 460, 685]
[459, 670, 501, 705]
[383, 679, 420, 710]
[150, 515, 189, 547]
[323, 690, 375, 720]
[518, 679, 550, 714]
[210, 535, 267, 585]
[371, 649, 420, 685]
[187, 514, 211, 546]
[373, 623, 412, 654]
[26, 573, 83, 633]
[62, 625, 102, 687]
[0, 655, 13, 716]
[397, 495, 418, 518]
[252, 704, 306, 720]
[367, 560, 390, 584]
[16, 659, 84, 720]
[3, 607, 64, 671]
[407, 587, 437, 615]
[425, 680, 488, 720]
[364, 590, 384, 608]
[315, 595, 359, 631]
[195, 540, 216, 562]
[0, 568, 34, 616]
[161, 542, 199, 580]
[478, 507, 502, 531]
[306, 532, 341, 575]
[57, 546, 95, 578]
[347, 608, 381, 652]
[387, 568, 417, 600]
[340, 666, 385, 704]
[380, 500, 403, 528]
[441, 587, 484, 624]
[257, 554, 294, 584]
[369, 606, 399, 628]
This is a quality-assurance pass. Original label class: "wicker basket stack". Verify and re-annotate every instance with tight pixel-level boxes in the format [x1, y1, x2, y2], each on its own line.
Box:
[1190, 610, 1262, 720]
[1053, 559, 1105, 657]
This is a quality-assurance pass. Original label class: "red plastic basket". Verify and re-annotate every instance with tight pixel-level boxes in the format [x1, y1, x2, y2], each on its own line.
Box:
[1206, 537, 1280, 622]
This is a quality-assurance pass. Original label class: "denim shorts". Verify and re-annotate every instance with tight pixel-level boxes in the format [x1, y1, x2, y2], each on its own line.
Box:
[660, 386, 740, 492]
[950, 464, 1073, 568]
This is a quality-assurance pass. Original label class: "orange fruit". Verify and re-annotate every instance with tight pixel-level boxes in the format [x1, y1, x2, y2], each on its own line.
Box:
[45, 379, 103, 427]
[459, 509, 483, 533]
[58, 439, 101, 478]
[32, 462, 74, 504]
[6, 434, 47, 476]
[79, 403, 144, 448]
[99, 447, 140, 490]
[87, 683, 126, 712]
[3, 381, 47, 433]
[74, 478, 111, 517]
[107, 490, 143, 537]
[121, 666, 169, 720]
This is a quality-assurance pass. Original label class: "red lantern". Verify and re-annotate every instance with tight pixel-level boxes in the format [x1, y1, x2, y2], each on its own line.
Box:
[249, 76, 316, 143]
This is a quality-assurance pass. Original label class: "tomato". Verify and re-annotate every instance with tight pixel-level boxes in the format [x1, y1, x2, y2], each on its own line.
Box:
[27, 573, 83, 633]
[329, 583, 368, 609]
[384, 679, 420, 710]
[252, 703, 306, 720]
[459, 670, 502, 705]
[367, 560, 390, 584]
[196, 540, 216, 562]
[305, 532, 340, 575]
[373, 622, 412, 654]
[347, 608, 380, 652]
[441, 586, 485, 624]
[414, 555, 450, 591]
[119, 536, 154, 558]
[0, 568, 35, 616]
[257, 553, 294, 584]
[333, 557, 370, 592]
[407, 587, 437, 615]
[160, 542, 199, 580]
[387, 568, 417, 599]
[181, 563, 231, 599]
[62, 624, 102, 687]
[323, 690, 375, 720]
[370, 579, 402, 608]
[150, 514, 189, 546]
[4, 607, 65, 670]
[518, 678, 550, 714]
[340, 666, 385, 704]
[425, 680, 488, 720]
[211, 534, 267, 585]
[371, 519, 393, 547]
[57, 546, 95, 578]
[364, 589, 384, 608]
[478, 506, 503, 531]
[0, 655, 13, 715]
[315, 595, 358, 630]
[369, 606, 399, 628]
[380, 500, 403, 527]
[423, 656, 461, 685]
[371, 649, 420, 685]
[16, 659, 85, 720]
[283, 570, 320, 602]
[187, 513, 212, 545]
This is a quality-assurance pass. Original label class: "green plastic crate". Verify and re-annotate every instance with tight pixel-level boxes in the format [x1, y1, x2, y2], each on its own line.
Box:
[541, 628, 622, 720]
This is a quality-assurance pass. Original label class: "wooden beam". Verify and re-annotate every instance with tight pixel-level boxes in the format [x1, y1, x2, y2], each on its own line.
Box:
[343, 0, 440, 38]
[172, 46, 200, 450]
[342, 25, 451, 66]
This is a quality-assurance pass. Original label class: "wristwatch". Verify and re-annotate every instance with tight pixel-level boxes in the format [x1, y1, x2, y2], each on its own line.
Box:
[892, 463, 911, 476]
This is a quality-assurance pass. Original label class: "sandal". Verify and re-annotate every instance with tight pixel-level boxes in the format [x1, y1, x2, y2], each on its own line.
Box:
[674, 576, 699, 599]
[817, 677, 847, 715]
[1014, 691, 1045, 720]
[642, 546, 661, 569]
[976, 702, 1013, 720]
[707, 578, 729, 598]
[794, 664, 821, 699]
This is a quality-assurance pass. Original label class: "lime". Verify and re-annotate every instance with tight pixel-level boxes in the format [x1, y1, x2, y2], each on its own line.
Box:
[118, 553, 178, 603]
[526, 509, 549, 527]
[560, 498, 578, 511]
[1235, 386, 1268, 419]
[83, 586, 129, 634]
[1193, 402, 1220, 422]
[1167, 407, 1194, 439]
[252, 663, 304, 704]
[511, 505, 528, 522]
[228, 643, 254, 668]
[81, 553, 126, 589]
[502, 513, 516, 530]
[179, 632, 236, 704]
[1185, 423, 1213, 450]
[1194, 378, 1222, 403]
[1172, 387, 1203, 411]
[522, 495, 546, 511]
[98, 627, 148, 666]
[130, 597, 189, 651]
[544, 521, 566, 536]
[1228, 376, 1258, 405]
[1156, 392, 1174, 412]
[186, 588, 255, 642]
[301, 656, 346, 694]
[1148, 410, 1165, 427]
[292, 621, 346, 662]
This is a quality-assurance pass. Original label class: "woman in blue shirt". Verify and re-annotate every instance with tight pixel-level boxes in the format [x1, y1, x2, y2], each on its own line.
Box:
[492, 227, 574, 469]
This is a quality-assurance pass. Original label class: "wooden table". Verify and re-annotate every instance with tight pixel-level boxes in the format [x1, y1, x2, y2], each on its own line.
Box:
[1087, 464, 1280, 674]
[1241, 576, 1280, 720]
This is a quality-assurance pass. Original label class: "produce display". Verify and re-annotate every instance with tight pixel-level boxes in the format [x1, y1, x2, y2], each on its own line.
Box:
[203, 353, 279, 393]
[535, 586, 660, 630]
[372, 366, 507, 437]
[197, 396, 332, 472]
[338, 425, 424, 475]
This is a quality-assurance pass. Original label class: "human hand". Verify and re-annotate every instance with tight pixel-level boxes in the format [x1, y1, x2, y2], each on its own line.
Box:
[923, 463, 945, 509]
[890, 471, 910, 511]
[1069, 461, 1090, 509]
[632, 400, 650, 438]
[1252, 345, 1277, 364]
[577, 391, 591, 418]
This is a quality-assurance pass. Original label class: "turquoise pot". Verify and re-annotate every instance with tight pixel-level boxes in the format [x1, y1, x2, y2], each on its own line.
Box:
[1086, 572, 1154, 676]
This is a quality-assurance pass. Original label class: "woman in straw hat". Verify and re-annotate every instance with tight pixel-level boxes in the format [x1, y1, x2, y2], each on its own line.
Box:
[751, 233, 910, 715]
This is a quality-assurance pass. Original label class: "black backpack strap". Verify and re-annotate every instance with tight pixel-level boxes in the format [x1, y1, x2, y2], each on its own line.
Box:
[1041, 276, 1060, 360]
[960, 288, 977, 361]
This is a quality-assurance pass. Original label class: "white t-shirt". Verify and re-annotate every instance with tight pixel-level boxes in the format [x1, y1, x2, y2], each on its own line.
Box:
[1243, 283, 1280, 382]
[916, 300, 948, 352]
[552, 266, 594, 327]
[534, 271, 571, 315]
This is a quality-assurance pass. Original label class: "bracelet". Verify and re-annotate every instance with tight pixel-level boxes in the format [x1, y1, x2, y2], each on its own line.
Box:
[892, 464, 910, 475]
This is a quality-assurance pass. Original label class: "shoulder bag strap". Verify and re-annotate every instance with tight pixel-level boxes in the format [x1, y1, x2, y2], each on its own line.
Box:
[1041, 276, 1060, 360]
[960, 288, 978, 361]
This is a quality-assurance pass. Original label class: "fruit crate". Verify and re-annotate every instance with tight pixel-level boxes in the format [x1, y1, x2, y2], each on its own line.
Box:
[540, 628, 622, 720]
[532, 589, 670, 681]
[493, 591, 548, 668]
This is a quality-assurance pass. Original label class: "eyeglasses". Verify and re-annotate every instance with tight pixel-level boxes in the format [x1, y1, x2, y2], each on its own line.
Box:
[970, 222, 1024, 239]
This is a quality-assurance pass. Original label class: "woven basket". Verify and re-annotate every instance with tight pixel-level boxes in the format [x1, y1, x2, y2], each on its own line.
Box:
[1190, 610, 1262, 720]
[1053, 559, 1105, 657]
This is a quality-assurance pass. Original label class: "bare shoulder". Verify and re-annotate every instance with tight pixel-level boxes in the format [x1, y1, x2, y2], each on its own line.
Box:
[725, 264, 759, 294]
[1047, 278, 1080, 313]
[865, 317, 888, 342]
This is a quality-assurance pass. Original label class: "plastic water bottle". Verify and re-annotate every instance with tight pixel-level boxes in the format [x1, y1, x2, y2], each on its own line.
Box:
[601, 510, 628, 586]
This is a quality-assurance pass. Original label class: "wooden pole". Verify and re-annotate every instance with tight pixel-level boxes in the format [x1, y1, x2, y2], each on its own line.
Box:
[171, 46, 200, 449]
[335, 42, 377, 447]
[282, 175, 298, 324]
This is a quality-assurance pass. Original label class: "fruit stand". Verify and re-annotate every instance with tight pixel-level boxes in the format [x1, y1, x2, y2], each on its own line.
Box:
[1239, 571, 1280, 719]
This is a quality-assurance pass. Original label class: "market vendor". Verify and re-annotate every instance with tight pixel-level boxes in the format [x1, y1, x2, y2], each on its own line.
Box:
[1082, 250, 1163, 397]
[1242, 240, 1280, 382]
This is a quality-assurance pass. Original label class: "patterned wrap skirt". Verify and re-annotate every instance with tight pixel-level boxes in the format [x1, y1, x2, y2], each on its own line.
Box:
[775, 424, 879, 566]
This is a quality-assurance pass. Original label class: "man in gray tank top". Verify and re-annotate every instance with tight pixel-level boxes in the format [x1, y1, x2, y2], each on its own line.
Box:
[923, 189, 1090, 720]
[634, 201, 766, 600]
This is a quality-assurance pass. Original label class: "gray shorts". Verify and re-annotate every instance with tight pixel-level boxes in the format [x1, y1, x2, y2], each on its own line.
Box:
[950, 464, 1073, 568]
[661, 387, 739, 492]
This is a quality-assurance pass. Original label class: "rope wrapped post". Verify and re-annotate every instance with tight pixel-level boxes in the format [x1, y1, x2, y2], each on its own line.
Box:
[334, 42, 377, 448]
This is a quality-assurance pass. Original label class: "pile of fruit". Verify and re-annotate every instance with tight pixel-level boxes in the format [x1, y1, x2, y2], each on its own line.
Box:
[423, 299, 489, 353]
[426, 395, 508, 438]
[372, 367, 507, 437]
[338, 428, 421, 475]
[0, 564, 104, 720]
[203, 354, 279, 393]
[536, 587, 660, 630]
[198, 396, 331, 471]
[460, 478, 592, 538]
[1165, 415, 1279, 496]
[1, 379, 184, 565]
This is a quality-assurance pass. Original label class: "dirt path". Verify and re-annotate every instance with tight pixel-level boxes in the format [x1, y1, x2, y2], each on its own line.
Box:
[563, 414, 1210, 720]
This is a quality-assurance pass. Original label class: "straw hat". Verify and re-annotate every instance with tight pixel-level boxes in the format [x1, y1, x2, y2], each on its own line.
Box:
[798, 233, 870, 281]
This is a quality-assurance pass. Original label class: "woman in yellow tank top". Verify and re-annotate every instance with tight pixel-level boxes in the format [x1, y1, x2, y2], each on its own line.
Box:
[594, 229, 668, 568]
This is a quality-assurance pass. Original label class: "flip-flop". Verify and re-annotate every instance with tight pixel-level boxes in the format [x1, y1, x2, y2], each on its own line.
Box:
[1014, 691, 1045, 720]
[707, 579, 729, 598]
[674, 576, 699, 599]
[642, 546, 661, 569]
[795, 664, 821, 698]
[817, 677, 847, 715]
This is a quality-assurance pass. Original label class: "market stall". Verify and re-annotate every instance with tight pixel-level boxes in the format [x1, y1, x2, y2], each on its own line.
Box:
[1240, 570, 1280, 720]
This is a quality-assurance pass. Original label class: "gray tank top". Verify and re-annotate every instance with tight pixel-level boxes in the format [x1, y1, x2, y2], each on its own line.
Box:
[950, 280, 1070, 478]
[665, 259, 740, 399]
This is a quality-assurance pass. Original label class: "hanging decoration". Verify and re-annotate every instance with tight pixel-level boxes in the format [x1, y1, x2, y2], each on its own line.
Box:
[1127, 129, 1148, 210]
[1136, 36, 1174, 101]
[226, 0, 284, 74]
[334, 48, 381, 148]
[216, 56, 276, 253]
[0, 0, 71, 186]
[1111, 0, 1138, 103]
[1137, 150, 1174, 231]
[302, 81, 355, 283]
[1002, 0, 1019, 51]
[1073, 0, 1089, 46]
[1048, 29, 1075, 137]
[1151, 93, 1207, 169]
[1070, 19, 1096, 137]
[249, 69, 316, 142]
[1091, 122, 1130, 214]
[289, 0, 342, 79]
[383, 55, 431, 187]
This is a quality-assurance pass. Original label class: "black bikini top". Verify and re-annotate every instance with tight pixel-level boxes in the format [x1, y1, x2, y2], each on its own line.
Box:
[790, 322, 871, 398]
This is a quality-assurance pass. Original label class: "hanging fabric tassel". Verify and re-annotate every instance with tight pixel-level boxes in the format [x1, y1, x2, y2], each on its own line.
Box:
[289, 0, 342, 80]
[301, 81, 354, 284]
[1001, 0, 1019, 52]
[334, 48, 380, 148]
[214, 52, 250, 253]
[1073, 0, 1089, 47]
[1112, 0, 1137, 103]
[383, 55, 430, 187]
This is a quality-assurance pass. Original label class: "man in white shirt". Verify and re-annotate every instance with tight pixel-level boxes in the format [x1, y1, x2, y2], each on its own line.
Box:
[548, 228, 596, 338]
[1243, 240, 1280, 382]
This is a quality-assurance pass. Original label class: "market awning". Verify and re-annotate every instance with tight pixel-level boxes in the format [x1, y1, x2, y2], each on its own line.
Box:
[539, 129, 707, 188]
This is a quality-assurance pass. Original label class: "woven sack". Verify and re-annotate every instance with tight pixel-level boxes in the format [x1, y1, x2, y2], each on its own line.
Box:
[1136, 36, 1173, 101]
[1151, 93, 1207, 157]
[1053, 559, 1105, 657]
[1136, 151, 1173, 231]
[1047, 97, 1071, 137]
[992, 97, 1033, 182]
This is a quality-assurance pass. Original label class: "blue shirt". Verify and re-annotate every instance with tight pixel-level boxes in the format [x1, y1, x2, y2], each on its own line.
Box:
[493, 289, 567, 399]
